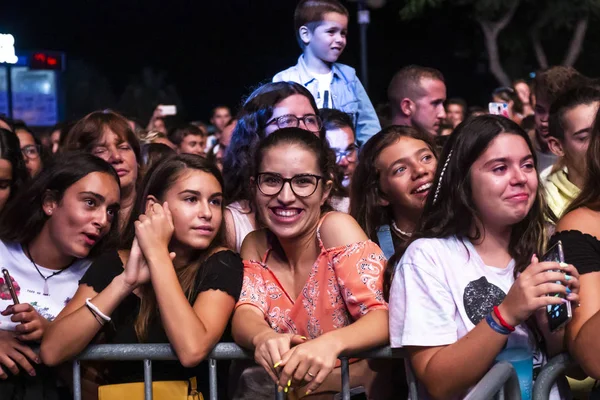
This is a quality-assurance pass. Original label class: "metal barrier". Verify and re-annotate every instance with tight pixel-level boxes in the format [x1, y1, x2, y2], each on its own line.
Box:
[532, 353, 572, 400]
[71, 343, 523, 400]
[465, 362, 521, 400]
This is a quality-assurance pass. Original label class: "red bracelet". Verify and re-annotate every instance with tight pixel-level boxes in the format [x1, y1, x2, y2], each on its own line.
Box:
[493, 306, 516, 332]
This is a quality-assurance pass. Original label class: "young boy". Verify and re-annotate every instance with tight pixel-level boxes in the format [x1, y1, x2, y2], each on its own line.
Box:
[169, 123, 207, 157]
[273, 0, 380, 144]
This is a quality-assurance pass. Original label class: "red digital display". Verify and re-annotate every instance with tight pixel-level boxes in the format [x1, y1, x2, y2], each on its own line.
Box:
[29, 52, 63, 70]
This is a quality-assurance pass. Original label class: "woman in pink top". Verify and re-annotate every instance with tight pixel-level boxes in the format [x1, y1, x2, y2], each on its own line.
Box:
[232, 128, 391, 399]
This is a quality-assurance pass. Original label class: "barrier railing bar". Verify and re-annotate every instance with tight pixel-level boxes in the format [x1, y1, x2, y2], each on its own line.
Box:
[340, 357, 350, 400]
[73, 359, 82, 400]
[532, 353, 572, 400]
[144, 359, 153, 400]
[464, 361, 521, 400]
[70, 343, 521, 400]
[208, 358, 217, 400]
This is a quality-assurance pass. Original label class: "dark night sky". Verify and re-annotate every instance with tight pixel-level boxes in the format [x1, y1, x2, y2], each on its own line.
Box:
[3, 0, 592, 123]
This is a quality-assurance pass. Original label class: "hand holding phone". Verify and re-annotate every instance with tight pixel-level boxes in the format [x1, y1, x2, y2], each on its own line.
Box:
[541, 241, 573, 332]
[2, 303, 50, 342]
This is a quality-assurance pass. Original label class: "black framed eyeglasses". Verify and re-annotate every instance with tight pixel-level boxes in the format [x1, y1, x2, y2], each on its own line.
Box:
[256, 173, 323, 198]
[21, 144, 41, 160]
[265, 114, 323, 133]
[334, 144, 358, 163]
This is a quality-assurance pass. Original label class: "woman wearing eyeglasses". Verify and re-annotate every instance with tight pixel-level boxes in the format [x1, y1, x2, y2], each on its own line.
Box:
[319, 109, 358, 213]
[15, 124, 45, 178]
[222, 82, 324, 252]
[231, 128, 393, 399]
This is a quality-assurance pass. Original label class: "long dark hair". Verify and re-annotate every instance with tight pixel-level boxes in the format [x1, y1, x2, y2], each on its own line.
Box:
[222, 82, 319, 205]
[128, 154, 226, 341]
[0, 128, 28, 208]
[0, 152, 121, 258]
[564, 105, 600, 214]
[383, 115, 550, 299]
[350, 125, 437, 247]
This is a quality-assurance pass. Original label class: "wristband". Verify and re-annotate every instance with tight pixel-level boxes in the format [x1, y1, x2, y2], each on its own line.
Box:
[85, 298, 111, 322]
[485, 313, 511, 335]
[493, 306, 516, 332]
[86, 304, 105, 326]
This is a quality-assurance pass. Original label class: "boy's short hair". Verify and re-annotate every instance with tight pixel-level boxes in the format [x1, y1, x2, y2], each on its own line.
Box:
[294, 0, 349, 48]
[532, 66, 586, 104]
[319, 108, 355, 141]
[169, 124, 206, 146]
[549, 86, 600, 141]
[387, 65, 445, 112]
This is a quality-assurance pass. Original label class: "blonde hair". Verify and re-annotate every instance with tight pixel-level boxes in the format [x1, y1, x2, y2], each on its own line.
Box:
[140, 130, 168, 145]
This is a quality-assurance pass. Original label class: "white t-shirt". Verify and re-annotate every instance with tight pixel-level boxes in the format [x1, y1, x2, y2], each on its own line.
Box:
[0, 241, 91, 331]
[310, 70, 333, 109]
[389, 236, 562, 400]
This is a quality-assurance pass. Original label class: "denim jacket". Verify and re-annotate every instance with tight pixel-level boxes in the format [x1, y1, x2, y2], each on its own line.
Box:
[273, 55, 381, 145]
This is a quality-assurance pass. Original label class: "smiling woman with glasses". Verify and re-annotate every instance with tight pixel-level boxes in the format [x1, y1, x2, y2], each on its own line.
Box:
[231, 128, 395, 399]
[221, 82, 321, 253]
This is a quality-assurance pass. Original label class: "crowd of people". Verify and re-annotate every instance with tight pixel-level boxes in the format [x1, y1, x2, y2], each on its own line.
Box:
[0, 0, 598, 399]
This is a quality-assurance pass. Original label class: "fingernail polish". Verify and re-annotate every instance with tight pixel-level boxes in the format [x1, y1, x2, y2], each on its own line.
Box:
[306, 390, 312, 395]
[565, 274, 572, 281]
[560, 298, 569, 304]
[559, 262, 568, 268]
[277, 386, 283, 393]
[284, 387, 289, 393]
[273, 361, 281, 368]
[566, 287, 572, 294]
[287, 379, 292, 387]
[36, 358, 41, 364]
[300, 336, 307, 340]
[29, 370, 36, 376]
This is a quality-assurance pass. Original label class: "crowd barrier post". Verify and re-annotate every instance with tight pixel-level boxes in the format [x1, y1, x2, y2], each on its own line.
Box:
[532, 353, 572, 400]
[464, 361, 521, 400]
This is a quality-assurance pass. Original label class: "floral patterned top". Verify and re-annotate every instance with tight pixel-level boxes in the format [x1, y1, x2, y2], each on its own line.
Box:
[236, 218, 388, 338]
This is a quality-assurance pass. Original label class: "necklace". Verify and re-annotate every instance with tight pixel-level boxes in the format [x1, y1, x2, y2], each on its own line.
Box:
[24, 244, 75, 296]
[391, 221, 413, 237]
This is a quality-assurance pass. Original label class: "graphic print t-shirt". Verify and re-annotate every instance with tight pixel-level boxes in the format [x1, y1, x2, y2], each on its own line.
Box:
[310, 70, 334, 109]
[0, 240, 91, 331]
[389, 236, 562, 400]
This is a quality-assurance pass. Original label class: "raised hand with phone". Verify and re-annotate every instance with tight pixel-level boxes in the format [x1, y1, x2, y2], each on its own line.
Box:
[496, 253, 580, 330]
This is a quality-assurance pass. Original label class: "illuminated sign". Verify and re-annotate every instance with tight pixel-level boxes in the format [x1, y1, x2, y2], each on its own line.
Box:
[29, 52, 63, 70]
[0, 34, 18, 64]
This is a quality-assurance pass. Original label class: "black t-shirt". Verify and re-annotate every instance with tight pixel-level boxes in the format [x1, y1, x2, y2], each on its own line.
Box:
[549, 230, 600, 274]
[79, 249, 243, 391]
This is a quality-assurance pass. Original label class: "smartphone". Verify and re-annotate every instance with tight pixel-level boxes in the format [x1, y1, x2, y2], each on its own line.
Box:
[488, 102, 510, 118]
[541, 241, 572, 332]
[1, 269, 19, 305]
[158, 105, 177, 116]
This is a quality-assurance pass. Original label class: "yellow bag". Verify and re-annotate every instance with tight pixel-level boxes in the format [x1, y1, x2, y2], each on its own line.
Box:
[98, 377, 203, 400]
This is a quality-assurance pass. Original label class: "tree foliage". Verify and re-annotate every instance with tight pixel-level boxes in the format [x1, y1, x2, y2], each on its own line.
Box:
[398, 0, 600, 84]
